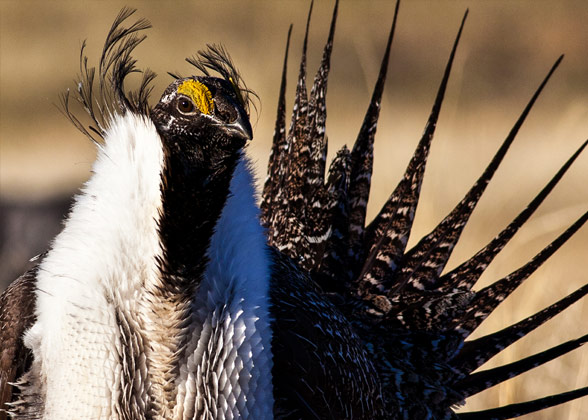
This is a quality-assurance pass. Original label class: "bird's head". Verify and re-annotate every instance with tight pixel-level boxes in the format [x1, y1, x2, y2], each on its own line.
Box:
[151, 76, 253, 171]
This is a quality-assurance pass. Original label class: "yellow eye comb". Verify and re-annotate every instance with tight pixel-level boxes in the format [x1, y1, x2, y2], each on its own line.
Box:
[177, 80, 213, 115]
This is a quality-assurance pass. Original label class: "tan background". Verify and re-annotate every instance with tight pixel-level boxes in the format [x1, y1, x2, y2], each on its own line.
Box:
[1, 0, 587, 417]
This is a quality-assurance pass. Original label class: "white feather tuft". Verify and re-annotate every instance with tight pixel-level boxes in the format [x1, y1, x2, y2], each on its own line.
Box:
[26, 113, 164, 419]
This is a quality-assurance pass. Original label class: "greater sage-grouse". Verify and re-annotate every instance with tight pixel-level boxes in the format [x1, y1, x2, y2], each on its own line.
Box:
[1, 2, 587, 419]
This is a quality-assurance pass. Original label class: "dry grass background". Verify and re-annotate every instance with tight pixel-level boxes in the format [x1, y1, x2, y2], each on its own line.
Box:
[1, 0, 587, 418]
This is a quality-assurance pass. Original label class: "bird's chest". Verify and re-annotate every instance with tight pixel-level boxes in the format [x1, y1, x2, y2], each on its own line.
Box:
[19, 289, 141, 420]
[171, 281, 274, 420]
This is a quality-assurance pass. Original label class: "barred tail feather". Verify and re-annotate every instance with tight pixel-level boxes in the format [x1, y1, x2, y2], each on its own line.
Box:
[457, 387, 588, 420]
[358, 11, 469, 311]
[439, 138, 588, 293]
[391, 55, 564, 296]
[454, 284, 588, 373]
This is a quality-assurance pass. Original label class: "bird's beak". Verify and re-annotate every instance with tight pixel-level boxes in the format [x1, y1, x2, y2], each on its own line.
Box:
[223, 109, 253, 141]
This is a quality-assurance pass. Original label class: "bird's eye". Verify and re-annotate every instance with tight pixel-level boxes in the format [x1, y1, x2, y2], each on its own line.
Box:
[177, 98, 195, 114]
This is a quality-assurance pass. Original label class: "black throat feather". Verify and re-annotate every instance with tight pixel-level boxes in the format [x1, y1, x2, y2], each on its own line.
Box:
[155, 131, 242, 297]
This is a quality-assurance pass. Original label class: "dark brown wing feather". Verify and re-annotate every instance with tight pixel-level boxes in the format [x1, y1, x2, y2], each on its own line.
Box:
[0, 267, 38, 417]
[269, 249, 385, 420]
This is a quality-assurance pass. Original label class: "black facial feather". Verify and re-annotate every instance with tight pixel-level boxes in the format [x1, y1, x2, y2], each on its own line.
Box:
[152, 77, 251, 161]
[150, 75, 252, 288]
[61, 7, 155, 143]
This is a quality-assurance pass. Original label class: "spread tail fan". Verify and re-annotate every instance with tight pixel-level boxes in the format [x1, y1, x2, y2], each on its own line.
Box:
[261, 0, 587, 417]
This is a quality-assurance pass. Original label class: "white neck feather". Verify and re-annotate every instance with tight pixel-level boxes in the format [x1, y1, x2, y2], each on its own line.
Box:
[174, 153, 274, 420]
[26, 113, 164, 419]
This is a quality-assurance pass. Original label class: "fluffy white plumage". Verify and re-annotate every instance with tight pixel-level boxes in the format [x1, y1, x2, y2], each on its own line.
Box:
[25, 113, 165, 418]
[21, 113, 274, 419]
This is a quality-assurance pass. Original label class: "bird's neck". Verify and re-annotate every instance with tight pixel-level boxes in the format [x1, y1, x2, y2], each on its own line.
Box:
[156, 141, 241, 296]
[148, 151, 275, 418]
[141, 139, 244, 417]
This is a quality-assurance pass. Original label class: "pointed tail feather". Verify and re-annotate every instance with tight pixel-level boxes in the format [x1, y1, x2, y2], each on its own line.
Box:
[390, 55, 565, 295]
[305, 0, 338, 191]
[285, 0, 312, 163]
[439, 138, 588, 293]
[266, 2, 313, 257]
[457, 386, 588, 420]
[455, 211, 588, 336]
[454, 284, 588, 373]
[288, 0, 312, 141]
[355, 11, 469, 307]
[455, 334, 587, 400]
[336, 0, 400, 285]
[261, 25, 292, 227]
[298, 0, 339, 270]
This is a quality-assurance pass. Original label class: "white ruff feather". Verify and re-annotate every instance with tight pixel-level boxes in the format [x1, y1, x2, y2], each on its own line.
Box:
[25, 113, 164, 419]
[174, 154, 274, 420]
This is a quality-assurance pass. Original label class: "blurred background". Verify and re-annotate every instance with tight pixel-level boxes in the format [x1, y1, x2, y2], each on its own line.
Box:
[1, 0, 587, 417]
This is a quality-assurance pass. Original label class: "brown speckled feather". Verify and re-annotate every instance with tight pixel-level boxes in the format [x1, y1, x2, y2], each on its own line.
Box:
[261, 1, 587, 418]
[438, 138, 588, 293]
[391, 56, 564, 296]
[0, 267, 38, 418]
[357, 10, 467, 316]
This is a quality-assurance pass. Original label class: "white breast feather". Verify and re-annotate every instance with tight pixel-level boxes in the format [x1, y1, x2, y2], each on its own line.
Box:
[25, 113, 164, 419]
[174, 154, 274, 420]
